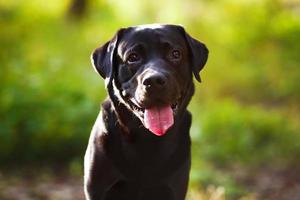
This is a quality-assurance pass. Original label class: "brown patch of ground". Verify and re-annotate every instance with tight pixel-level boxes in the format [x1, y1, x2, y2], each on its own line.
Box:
[232, 166, 300, 200]
[0, 170, 84, 200]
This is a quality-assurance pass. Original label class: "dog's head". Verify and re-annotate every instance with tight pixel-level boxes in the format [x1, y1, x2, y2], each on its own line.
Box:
[92, 24, 208, 136]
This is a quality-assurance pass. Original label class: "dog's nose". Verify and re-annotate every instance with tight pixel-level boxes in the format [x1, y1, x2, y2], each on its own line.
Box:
[142, 74, 167, 89]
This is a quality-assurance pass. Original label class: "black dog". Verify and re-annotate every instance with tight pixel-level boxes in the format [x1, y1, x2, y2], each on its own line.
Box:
[84, 24, 208, 200]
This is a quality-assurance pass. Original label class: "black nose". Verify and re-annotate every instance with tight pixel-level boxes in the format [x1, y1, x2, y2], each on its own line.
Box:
[142, 74, 167, 89]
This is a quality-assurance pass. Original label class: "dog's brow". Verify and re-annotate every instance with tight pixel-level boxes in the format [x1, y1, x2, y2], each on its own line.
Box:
[118, 43, 145, 60]
[128, 43, 145, 50]
[124, 43, 145, 55]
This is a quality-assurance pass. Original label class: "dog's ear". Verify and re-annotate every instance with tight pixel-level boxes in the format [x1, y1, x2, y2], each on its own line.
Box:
[91, 29, 124, 79]
[181, 28, 209, 82]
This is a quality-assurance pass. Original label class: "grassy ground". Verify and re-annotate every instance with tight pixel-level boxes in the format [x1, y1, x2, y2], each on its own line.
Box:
[0, 171, 233, 200]
[1, 166, 300, 200]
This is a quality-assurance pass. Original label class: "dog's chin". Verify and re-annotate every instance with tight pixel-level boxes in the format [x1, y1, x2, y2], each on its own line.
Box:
[126, 98, 181, 136]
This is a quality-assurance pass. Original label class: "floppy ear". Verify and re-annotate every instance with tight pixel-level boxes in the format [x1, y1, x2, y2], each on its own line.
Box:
[184, 31, 209, 82]
[91, 29, 123, 79]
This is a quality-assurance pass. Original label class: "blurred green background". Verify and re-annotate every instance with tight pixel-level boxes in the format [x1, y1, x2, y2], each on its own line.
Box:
[1, 0, 300, 199]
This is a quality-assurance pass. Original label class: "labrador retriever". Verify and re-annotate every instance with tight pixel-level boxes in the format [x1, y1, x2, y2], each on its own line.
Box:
[84, 24, 208, 200]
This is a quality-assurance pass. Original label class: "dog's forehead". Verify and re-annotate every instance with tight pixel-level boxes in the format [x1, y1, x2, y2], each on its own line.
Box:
[134, 24, 165, 31]
[118, 25, 186, 51]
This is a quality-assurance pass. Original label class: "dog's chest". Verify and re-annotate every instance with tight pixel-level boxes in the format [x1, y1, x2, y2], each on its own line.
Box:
[106, 129, 181, 179]
[121, 132, 176, 162]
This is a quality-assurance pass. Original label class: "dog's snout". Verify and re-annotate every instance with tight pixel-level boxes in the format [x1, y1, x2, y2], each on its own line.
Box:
[142, 74, 167, 89]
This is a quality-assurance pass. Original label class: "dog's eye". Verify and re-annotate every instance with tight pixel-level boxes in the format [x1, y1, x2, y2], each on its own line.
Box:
[127, 53, 141, 64]
[171, 50, 181, 60]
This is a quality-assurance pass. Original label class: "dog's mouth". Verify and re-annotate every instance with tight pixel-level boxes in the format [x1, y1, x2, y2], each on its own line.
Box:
[128, 98, 180, 136]
[130, 101, 179, 113]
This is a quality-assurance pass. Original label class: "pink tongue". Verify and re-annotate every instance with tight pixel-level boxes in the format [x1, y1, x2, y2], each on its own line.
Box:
[144, 106, 174, 136]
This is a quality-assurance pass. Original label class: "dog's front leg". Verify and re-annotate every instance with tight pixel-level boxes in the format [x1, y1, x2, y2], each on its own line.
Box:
[84, 138, 119, 200]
